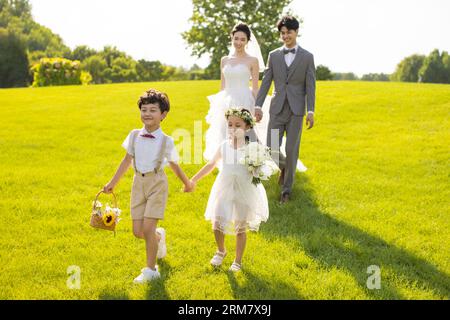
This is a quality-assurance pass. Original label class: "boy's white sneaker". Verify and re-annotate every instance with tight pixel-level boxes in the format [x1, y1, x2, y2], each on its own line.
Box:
[156, 227, 167, 259]
[133, 266, 160, 284]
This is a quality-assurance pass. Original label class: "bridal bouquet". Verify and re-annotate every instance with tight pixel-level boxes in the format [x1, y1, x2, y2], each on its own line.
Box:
[239, 141, 280, 185]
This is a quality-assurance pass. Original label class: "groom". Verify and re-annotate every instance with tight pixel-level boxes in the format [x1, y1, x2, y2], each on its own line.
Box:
[255, 15, 316, 204]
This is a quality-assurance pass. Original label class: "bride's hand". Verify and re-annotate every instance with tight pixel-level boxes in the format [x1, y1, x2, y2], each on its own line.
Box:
[254, 107, 263, 122]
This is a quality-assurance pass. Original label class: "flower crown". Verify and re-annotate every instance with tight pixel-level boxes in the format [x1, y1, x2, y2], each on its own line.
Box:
[225, 107, 256, 128]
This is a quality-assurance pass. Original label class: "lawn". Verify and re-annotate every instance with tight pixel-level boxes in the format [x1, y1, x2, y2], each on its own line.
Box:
[0, 80, 449, 299]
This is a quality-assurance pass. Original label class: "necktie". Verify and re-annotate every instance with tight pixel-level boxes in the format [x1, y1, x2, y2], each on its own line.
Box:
[141, 134, 155, 139]
[283, 48, 296, 55]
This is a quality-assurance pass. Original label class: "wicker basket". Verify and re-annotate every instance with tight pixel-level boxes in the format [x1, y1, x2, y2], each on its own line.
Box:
[90, 190, 118, 233]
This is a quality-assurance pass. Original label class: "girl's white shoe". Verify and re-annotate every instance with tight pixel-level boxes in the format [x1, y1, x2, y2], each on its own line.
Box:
[229, 261, 242, 272]
[210, 251, 227, 267]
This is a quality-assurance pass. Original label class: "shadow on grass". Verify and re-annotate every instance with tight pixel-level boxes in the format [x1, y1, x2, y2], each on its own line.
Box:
[99, 291, 130, 300]
[98, 260, 171, 300]
[227, 269, 303, 300]
[144, 259, 171, 300]
[259, 174, 450, 299]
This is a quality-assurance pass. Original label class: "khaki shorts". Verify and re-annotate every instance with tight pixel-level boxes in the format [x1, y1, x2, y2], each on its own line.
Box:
[130, 170, 168, 220]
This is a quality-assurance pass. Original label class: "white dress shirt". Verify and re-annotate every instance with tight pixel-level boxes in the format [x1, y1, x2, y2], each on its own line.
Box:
[283, 44, 298, 68]
[122, 127, 179, 173]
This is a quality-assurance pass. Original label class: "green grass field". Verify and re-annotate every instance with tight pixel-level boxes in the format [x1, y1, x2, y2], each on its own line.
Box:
[0, 80, 449, 300]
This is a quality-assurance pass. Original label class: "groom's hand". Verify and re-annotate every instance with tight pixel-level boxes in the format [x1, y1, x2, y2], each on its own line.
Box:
[254, 107, 263, 122]
[306, 113, 314, 129]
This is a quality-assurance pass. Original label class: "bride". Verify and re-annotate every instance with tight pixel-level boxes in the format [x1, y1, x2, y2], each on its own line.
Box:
[203, 22, 307, 172]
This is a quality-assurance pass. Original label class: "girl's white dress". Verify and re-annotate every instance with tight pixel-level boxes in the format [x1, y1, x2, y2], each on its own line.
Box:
[204, 140, 269, 235]
[203, 62, 307, 172]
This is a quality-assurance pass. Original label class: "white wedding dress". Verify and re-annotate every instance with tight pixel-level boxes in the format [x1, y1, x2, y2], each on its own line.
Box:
[204, 62, 307, 172]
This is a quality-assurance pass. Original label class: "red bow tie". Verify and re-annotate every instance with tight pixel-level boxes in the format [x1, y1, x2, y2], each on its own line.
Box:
[141, 134, 156, 139]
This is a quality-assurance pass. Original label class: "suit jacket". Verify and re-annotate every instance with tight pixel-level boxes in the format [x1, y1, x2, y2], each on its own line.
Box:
[255, 45, 316, 116]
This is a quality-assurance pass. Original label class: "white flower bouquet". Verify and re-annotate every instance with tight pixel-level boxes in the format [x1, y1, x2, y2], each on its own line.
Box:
[239, 141, 280, 185]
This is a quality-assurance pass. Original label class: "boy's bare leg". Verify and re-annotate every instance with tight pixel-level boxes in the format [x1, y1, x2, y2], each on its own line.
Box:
[133, 219, 161, 270]
[132, 219, 161, 239]
[143, 218, 160, 270]
[132, 219, 145, 239]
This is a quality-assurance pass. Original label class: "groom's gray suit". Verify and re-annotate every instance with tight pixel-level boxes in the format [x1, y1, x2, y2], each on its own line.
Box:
[255, 45, 316, 195]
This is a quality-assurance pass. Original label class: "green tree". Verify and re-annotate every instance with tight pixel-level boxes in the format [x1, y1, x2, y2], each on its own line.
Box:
[188, 64, 208, 80]
[333, 72, 358, 81]
[419, 49, 449, 84]
[26, 25, 70, 59]
[390, 54, 425, 82]
[0, 0, 32, 20]
[316, 65, 332, 80]
[1, 1, 70, 64]
[0, 28, 29, 87]
[161, 65, 176, 81]
[361, 73, 390, 81]
[442, 51, 450, 83]
[109, 56, 138, 83]
[70, 45, 97, 62]
[136, 59, 164, 81]
[100, 46, 128, 68]
[182, 0, 295, 79]
[81, 55, 108, 84]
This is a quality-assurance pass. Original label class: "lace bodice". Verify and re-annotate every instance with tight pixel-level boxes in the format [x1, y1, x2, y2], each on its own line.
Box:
[223, 63, 251, 91]
[220, 141, 251, 178]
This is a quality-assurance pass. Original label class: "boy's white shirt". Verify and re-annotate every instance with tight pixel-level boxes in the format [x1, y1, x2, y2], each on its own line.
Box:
[122, 127, 179, 173]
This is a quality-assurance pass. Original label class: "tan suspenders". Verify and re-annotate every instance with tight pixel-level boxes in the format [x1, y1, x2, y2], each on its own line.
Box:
[130, 130, 168, 174]
[154, 134, 167, 173]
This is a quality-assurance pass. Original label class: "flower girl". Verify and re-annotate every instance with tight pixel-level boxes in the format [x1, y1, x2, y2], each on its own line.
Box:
[191, 108, 277, 271]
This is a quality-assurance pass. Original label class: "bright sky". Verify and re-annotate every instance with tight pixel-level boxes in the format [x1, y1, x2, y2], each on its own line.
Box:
[29, 0, 449, 76]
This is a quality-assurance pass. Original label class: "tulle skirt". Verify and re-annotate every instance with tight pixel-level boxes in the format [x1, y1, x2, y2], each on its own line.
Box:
[204, 171, 269, 235]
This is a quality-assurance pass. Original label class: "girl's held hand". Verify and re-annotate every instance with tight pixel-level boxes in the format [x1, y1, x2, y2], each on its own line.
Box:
[183, 180, 196, 193]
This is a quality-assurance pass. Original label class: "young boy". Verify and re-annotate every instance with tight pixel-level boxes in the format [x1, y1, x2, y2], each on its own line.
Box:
[103, 89, 194, 283]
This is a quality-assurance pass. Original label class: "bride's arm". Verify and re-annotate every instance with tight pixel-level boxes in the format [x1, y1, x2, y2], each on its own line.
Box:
[220, 57, 227, 90]
[250, 57, 260, 100]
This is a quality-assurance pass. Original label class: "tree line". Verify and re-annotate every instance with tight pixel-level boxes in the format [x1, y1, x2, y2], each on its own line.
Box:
[315, 49, 449, 83]
[1, 0, 448, 87]
[0, 0, 209, 88]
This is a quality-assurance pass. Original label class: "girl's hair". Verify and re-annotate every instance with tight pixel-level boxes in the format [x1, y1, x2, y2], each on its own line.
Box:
[137, 89, 170, 113]
[231, 22, 251, 41]
[225, 107, 255, 128]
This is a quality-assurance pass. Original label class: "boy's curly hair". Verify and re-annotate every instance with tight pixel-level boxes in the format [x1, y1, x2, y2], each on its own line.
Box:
[137, 89, 170, 113]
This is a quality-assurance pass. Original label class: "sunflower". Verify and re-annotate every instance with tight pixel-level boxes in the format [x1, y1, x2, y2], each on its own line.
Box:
[102, 211, 116, 226]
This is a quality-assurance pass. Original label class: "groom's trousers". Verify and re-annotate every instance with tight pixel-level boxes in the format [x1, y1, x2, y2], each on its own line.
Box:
[267, 99, 304, 195]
